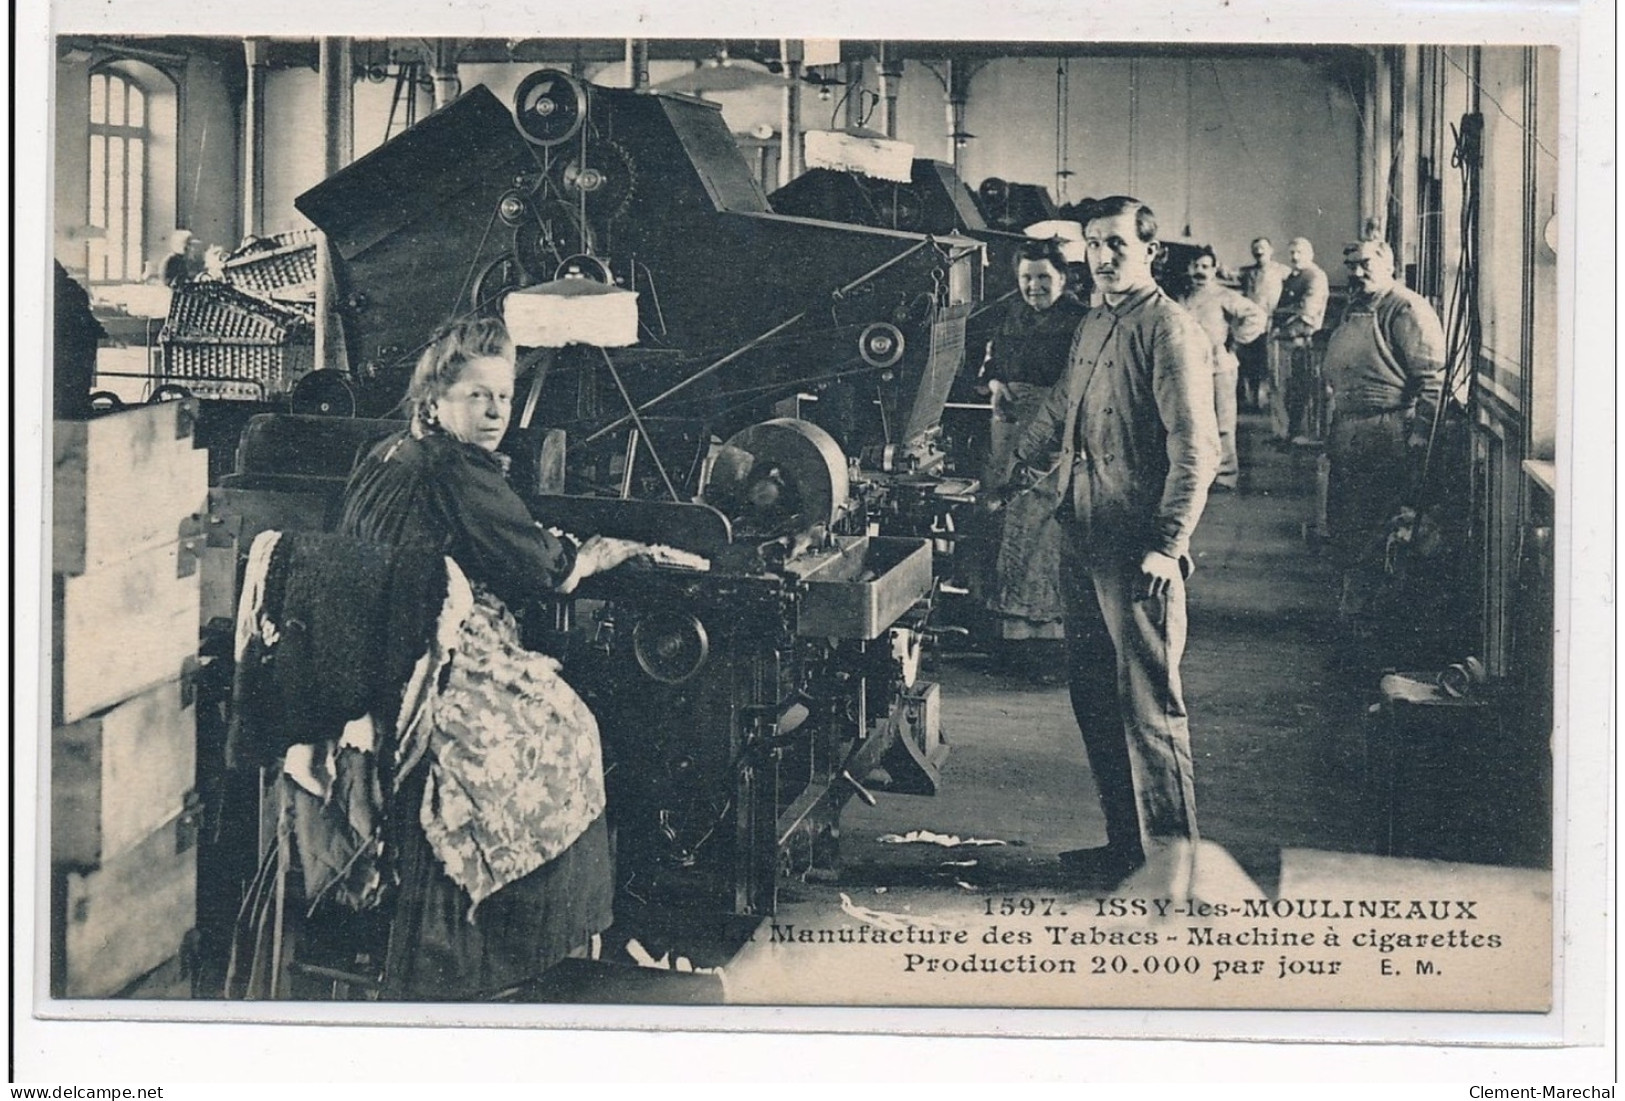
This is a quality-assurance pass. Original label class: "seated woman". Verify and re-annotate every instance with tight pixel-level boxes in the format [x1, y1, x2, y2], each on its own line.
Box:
[339, 315, 645, 999]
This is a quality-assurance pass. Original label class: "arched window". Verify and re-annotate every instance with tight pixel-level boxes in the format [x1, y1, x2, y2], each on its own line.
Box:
[87, 68, 148, 283]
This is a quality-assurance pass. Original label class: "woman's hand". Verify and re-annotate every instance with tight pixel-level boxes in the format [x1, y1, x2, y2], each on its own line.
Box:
[557, 534, 651, 594]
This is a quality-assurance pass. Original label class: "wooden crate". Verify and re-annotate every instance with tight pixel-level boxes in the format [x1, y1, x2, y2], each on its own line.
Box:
[198, 537, 241, 630]
[53, 534, 202, 725]
[54, 798, 199, 999]
[52, 674, 198, 868]
[53, 399, 209, 578]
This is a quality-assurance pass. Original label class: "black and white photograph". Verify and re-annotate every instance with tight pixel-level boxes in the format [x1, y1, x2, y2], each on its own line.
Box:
[13, 0, 1613, 1085]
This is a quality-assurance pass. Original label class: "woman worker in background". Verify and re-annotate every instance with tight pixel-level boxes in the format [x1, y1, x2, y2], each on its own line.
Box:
[340, 315, 647, 999]
[978, 236, 1089, 673]
[154, 228, 198, 286]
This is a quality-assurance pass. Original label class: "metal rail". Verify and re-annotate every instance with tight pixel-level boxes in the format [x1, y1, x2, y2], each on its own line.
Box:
[578, 237, 941, 447]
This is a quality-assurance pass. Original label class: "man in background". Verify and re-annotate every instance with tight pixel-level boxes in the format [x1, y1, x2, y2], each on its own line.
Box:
[1237, 236, 1290, 410]
[154, 229, 199, 287]
[1320, 238, 1446, 641]
[1272, 236, 1330, 442]
[1180, 247, 1268, 490]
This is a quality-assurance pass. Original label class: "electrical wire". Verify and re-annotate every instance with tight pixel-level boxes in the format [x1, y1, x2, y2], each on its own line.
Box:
[859, 91, 880, 129]
[1416, 111, 1482, 499]
[1440, 49, 1557, 163]
[829, 82, 860, 130]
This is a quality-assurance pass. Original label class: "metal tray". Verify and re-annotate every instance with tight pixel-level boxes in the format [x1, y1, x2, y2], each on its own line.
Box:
[793, 535, 932, 640]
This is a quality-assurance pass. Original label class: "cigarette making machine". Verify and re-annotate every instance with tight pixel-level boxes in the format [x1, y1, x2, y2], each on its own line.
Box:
[767, 157, 1035, 370]
[294, 71, 983, 495]
[223, 70, 988, 940]
[767, 156, 1038, 503]
[532, 416, 949, 940]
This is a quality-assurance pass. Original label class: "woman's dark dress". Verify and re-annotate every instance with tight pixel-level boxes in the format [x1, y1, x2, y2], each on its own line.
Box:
[340, 430, 614, 1000]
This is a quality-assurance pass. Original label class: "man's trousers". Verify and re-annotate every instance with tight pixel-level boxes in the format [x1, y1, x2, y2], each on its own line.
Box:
[1213, 363, 1240, 486]
[1060, 545, 1200, 853]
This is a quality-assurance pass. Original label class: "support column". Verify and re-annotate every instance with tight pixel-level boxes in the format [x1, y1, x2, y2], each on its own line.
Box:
[781, 58, 803, 186]
[430, 38, 460, 110]
[316, 38, 354, 373]
[878, 45, 902, 139]
[242, 37, 267, 240]
[844, 59, 866, 129]
[947, 57, 974, 179]
[626, 39, 649, 91]
[1373, 46, 1395, 240]
[1396, 45, 1422, 267]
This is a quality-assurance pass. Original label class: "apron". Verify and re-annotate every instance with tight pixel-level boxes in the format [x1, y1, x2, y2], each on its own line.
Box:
[421, 583, 607, 915]
[984, 383, 1066, 633]
[1322, 306, 1412, 569]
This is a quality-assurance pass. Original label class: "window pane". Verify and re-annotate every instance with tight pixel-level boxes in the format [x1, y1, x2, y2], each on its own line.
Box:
[108, 138, 126, 280]
[88, 134, 106, 227]
[108, 75, 126, 126]
[128, 85, 144, 128]
[89, 73, 106, 125]
[87, 237, 105, 283]
[126, 138, 145, 279]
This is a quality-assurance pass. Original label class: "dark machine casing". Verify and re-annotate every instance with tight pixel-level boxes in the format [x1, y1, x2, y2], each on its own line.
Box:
[296, 81, 981, 472]
[296, 87, 538, 414]
[275, 77, 969, 935]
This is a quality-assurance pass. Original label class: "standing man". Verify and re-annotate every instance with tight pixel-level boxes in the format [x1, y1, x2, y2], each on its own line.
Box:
[1271, 236, 1330, 441]
[1321, 239, 1446, 635]
[1179, 247, 1268, 490]
[1011, 196, 1219, 890]
[1237, 237, 1291, 409]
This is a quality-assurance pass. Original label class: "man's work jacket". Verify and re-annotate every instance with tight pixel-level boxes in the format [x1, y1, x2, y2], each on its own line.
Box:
[1178, 284, 1269, 375]
[1322, 283, 1448, 446]
[1240, 259, 1292, 317]
[1275, 262, 1330, 339]
[1014, 284, 1221, 569]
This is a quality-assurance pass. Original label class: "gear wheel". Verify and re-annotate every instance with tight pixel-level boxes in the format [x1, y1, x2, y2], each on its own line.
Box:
[871, 182, 925, 233]
[472, 254, 528, 318]
[512, 69, 587, 147]
[559, 137, 636, 226]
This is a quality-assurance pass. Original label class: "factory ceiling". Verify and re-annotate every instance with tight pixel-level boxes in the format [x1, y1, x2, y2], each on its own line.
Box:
[61, 34, 1372, 83]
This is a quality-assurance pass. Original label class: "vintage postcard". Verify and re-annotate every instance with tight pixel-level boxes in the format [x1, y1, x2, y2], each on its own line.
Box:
[13, 0, 1612, 1084]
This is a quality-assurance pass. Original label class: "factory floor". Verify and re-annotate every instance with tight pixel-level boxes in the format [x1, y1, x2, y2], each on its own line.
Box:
[821, 412, 1548, 881]
[538, 412, 1553, 1009]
